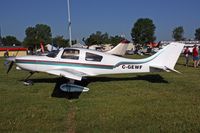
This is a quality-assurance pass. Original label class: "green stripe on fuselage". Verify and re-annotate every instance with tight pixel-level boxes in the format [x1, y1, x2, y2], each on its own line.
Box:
[16, 60, 114, 69]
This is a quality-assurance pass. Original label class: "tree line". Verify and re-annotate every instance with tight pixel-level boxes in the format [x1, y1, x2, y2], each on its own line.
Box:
[1, 18, 200, 48]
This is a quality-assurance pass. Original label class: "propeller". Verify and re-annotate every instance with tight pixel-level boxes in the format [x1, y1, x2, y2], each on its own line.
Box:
[7, 61, 14, 74]
[4, 48, 19, 74]
[5, 57, 16, 74]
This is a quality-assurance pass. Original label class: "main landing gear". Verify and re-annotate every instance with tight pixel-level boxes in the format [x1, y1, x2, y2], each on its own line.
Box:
[22, 73, 89, 92]
[23, 72, 34, 86]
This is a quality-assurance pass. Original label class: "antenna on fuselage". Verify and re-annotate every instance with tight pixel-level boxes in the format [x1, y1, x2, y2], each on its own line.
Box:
[67, 0, 72, 47]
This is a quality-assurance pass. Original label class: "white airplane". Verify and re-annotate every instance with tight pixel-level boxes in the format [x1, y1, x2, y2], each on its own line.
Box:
[7, 42, 184, 92]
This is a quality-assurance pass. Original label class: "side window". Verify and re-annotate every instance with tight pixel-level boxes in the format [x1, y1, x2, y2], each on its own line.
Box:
[85, 52, 103, 62]
[61, 49, 79, 60]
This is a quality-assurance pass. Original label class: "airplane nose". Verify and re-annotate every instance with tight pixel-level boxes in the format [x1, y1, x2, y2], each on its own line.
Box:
[6, 57, 16, 62]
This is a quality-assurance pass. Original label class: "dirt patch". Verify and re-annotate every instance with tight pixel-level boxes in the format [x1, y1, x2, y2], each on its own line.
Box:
[66, 103, 76, 133]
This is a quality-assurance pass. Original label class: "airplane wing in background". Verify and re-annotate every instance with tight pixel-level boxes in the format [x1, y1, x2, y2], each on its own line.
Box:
[45, 68, 89, 81]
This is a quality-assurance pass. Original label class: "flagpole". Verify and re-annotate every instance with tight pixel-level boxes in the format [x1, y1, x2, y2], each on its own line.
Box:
[67, 0, 72, 47]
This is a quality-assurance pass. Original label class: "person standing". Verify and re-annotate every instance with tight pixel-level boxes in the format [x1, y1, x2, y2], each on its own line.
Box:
[183, 46, 190, 67]
[192, 44, 199, 68]
[4, 50, 9, 67]
[4, 50, 9, 57]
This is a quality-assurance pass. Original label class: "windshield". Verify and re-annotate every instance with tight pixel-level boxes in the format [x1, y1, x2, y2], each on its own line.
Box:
[46, 50, 59, 58]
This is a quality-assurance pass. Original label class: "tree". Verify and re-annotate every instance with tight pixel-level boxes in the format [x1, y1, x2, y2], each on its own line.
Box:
[110, 35, 124, 46]
[172, 26, 184, 41]
[83, 31, 110, 46]
[195, 28, 200, 41]
[2, 36, 21, 46]
[23, 24, 52, 48]
[131, 18, 156, 45]
[23, 27, 37, 47]
[52, 36, 77, 48]
[53, 36, 69, 47]
[83, 31, 125, 46]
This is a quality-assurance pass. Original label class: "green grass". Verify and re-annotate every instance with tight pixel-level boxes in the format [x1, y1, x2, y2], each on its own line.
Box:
[1, 55, 200, 133]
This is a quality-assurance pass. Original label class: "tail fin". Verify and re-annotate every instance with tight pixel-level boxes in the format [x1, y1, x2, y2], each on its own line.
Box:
[149, 42, 185, 72]
[106, 40, 129, 56]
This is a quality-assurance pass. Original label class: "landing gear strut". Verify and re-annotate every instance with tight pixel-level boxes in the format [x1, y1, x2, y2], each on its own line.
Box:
[23, 72, 34, 86]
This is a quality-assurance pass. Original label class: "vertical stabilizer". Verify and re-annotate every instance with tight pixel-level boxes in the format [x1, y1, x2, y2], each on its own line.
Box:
[106, 40, 129, 56]
[149, 42, 184, 70]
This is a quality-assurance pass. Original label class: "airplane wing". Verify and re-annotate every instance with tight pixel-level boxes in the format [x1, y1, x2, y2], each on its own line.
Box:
[45, 68, 88, 81]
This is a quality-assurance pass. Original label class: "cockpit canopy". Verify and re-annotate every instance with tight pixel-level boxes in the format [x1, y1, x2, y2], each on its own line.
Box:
[47, 48, 104, 62]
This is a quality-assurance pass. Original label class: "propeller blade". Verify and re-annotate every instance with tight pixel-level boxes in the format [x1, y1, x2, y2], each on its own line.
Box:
[7, 61, 14, 74]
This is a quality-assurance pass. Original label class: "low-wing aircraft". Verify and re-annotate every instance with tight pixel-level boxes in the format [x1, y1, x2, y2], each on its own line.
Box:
[6, 42, 184, 92]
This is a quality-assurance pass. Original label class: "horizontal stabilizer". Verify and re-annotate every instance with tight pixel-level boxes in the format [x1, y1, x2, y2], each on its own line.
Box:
[150, 65, 181, 74]
[165, 66, 181, 74]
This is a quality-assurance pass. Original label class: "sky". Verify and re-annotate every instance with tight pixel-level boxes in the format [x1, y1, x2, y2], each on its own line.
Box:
[0, 0, 200, 42]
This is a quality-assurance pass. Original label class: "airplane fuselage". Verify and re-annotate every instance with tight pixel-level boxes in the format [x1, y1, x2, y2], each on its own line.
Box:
[15, 48, 151, 77]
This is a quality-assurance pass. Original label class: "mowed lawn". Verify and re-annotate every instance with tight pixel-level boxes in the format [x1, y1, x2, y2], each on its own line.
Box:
[1, 55, 200, 133]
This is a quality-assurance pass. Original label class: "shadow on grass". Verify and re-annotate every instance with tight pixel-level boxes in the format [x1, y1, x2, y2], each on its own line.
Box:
[20, 74, 168, 99]
[19, 77, 82, 99]
[26, 78, 58, 83]
[81, 74, 168, 85]
[51, 77, 82, 100]
[53, 74, 168, 98]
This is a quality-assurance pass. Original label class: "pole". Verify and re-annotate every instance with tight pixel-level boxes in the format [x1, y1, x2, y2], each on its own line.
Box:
[67, 0, 72, 47]
[0, 26, 2, 46]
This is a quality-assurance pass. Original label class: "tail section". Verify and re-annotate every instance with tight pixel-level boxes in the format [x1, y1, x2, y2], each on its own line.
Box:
[148, 42, 185, 72]
[106, 40, 129, 56]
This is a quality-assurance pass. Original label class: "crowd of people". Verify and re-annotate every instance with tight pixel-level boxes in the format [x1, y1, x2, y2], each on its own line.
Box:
[183, 44, 200, 68]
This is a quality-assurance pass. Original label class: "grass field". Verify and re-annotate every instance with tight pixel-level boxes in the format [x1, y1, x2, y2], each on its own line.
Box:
[1, 55, 200, 133]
